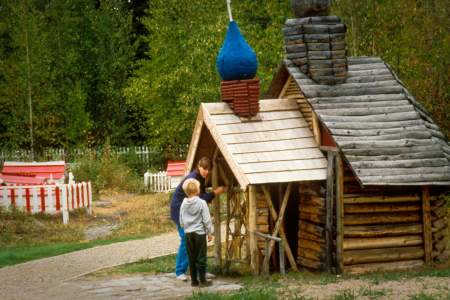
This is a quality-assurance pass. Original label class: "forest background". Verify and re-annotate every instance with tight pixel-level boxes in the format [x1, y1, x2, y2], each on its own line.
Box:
[0, 0, 448, 162]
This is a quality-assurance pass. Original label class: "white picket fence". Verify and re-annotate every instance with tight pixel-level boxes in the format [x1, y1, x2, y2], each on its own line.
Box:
[144, 171, 172, 192]
[0, 182, 92, 224]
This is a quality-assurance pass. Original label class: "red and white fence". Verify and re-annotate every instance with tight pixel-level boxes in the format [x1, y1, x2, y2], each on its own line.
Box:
[0, 182, 92, 224]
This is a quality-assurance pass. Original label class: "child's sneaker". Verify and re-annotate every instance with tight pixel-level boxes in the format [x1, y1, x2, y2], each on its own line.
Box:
[206, 272, 216, 279]
[176, 274, 188, 281]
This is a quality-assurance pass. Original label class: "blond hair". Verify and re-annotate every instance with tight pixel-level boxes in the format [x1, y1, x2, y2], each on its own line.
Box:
[182, 178, 200, 197]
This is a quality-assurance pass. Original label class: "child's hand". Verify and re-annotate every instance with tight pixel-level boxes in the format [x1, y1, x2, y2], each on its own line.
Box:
[207, 234, 213, 242]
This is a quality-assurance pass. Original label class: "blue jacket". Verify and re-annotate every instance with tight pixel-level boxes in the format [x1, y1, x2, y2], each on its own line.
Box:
[170, 170, 215, 225]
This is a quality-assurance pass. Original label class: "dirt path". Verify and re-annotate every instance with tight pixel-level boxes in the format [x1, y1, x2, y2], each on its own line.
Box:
[0, 231, 180, 300]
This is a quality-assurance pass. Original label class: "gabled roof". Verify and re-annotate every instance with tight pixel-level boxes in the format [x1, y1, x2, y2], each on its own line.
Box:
[186, 99, 327, 190]
[281, 57, 450, 186]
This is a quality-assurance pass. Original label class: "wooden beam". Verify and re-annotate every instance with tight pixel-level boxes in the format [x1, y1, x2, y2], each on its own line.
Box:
[264, 183, 292, 269]
[279, 75, 292, 99]
[185, 108, 204, 173]
[312, 112, 322, 146]
[261, 186, 298, 271]
[336, 155, 344, 274]
[325, 151, 335, 272]
[422, 186, 432, 265]
[249, 185, 259, 275]
[212, 148, 221, 267]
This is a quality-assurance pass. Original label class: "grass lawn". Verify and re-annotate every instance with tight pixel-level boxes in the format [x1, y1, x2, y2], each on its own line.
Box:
[0, 192, 174, 267]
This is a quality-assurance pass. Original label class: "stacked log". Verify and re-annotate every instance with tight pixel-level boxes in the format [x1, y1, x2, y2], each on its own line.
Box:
[283, 16, 348, 85]
[256, 191, 270, 252]
[297, 182, 327, 270]
[431, 194, 449, 264]
[280, 77, 313, 130]
[343, 185, 425, 274]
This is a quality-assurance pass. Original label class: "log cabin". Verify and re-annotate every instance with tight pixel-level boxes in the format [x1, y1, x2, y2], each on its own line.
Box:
[185, 0, 450, 274]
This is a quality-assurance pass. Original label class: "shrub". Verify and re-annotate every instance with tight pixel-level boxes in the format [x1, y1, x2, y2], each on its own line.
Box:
[71, 146, 143, 194]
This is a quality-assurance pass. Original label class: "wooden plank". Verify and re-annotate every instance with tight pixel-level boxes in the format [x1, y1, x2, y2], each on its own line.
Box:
[303, 86, 404, 98]
[240, 159, 327, 174]
[247, 169, 327, 185]
[343, 235, 423, 250]
[279, 75, 292, 98]
[344, 212, 421, 225]
[355, 167, 450, 177]
[320, 111, 419, 123]
[218, 118, 308, 135]
[314, 100, 411, 110]
[209, 110, 301, 125]
[344, 203, 421, 214]
[249, 185, 259, 275]
[345, 151, 444, 162]
[228, 137, 318, 154]
[316, 105, 414, 117]
[185, 109, 204, 173]
[347, 63, 389, 71]
[298, 246, 324, 261]
[350, 158, 448, 169]
[261, 185, 298, 271]
[336, 155, 344, 274]
[344, 246, 424, 265]
[234, 148, 325, 164]
[344, 224, 423, 238]
[422, 186, 432, 265]
[358, 174, 450, 185]
[222, 127, 313, 144]
[344, 259, 424, 274]
[202, 105, 249, 190]
[205, 99, 299, 115]
[212, 148, 222, 267]
[336, 131, 432, 142]
[312, 112, 321, 146]
[325, 151, 335, 272]
[325, 119, 424, 130]
[308, 94, 405, 104]
[343, 145, 442, 156]
[344, 194, 420, 204]
[300, 211, 325, 225]
[338, 139, 432, 150]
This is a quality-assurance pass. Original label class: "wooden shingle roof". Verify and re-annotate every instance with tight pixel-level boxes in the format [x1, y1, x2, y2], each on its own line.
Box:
[186, 99, 327, 190]
[283, 57, 450, 186]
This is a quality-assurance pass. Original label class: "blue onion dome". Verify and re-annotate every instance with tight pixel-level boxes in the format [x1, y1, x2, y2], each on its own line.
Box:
[216, 21, 258, 81]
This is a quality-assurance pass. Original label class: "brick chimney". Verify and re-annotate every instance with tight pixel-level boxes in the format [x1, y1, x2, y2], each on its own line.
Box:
[284, 0, 348, 85]
[217, 7, 260, 118]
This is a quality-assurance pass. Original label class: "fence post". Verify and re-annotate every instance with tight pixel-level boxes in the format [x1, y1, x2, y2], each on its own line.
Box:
[87, 181, 92, 214]
[47, 185, 54, 214]
[61, 184, 69, 224]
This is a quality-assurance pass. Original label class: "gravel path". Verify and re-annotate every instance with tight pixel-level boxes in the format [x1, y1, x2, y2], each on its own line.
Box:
[0, 231, 180, 300]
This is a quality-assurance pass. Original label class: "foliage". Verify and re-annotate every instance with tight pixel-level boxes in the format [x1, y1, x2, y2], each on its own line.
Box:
[0, 0, 140, 151]
[71, 145, 143, 193]
[0, 0, 448, 153]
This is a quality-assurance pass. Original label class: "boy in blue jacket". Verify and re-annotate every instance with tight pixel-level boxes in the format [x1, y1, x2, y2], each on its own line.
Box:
[170, 157, 225, 281]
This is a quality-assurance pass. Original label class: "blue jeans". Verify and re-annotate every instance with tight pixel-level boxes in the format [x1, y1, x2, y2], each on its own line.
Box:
[175, 224, 189, 276]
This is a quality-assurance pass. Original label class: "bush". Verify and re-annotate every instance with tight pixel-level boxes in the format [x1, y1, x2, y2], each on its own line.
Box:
[71, 146, 143, 194]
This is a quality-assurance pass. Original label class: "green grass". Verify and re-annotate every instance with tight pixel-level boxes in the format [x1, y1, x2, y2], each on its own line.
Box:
[409, 293, 440, 300]
[0, 234, 149, 268]
[186, 288, 277, 300]
[358, 286, 387, 298]
[332, 289, 356, 300]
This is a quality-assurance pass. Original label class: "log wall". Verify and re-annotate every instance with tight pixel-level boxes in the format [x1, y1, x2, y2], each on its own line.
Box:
[342, 167, 426, 274]
[431, 192, 449, 264]
[297, 181, 327, 270]
[256, 189, 270, 253]
[280, 76, 313, 130]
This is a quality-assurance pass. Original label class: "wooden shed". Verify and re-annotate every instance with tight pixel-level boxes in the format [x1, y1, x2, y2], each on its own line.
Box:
[185, 4, 450, 275]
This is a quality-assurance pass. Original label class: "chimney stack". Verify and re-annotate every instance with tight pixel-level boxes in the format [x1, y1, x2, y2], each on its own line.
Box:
[284, 0, 348, 85]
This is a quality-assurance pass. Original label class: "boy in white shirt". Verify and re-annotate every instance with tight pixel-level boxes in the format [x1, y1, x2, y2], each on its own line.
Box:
[179, 178, 213, 287]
